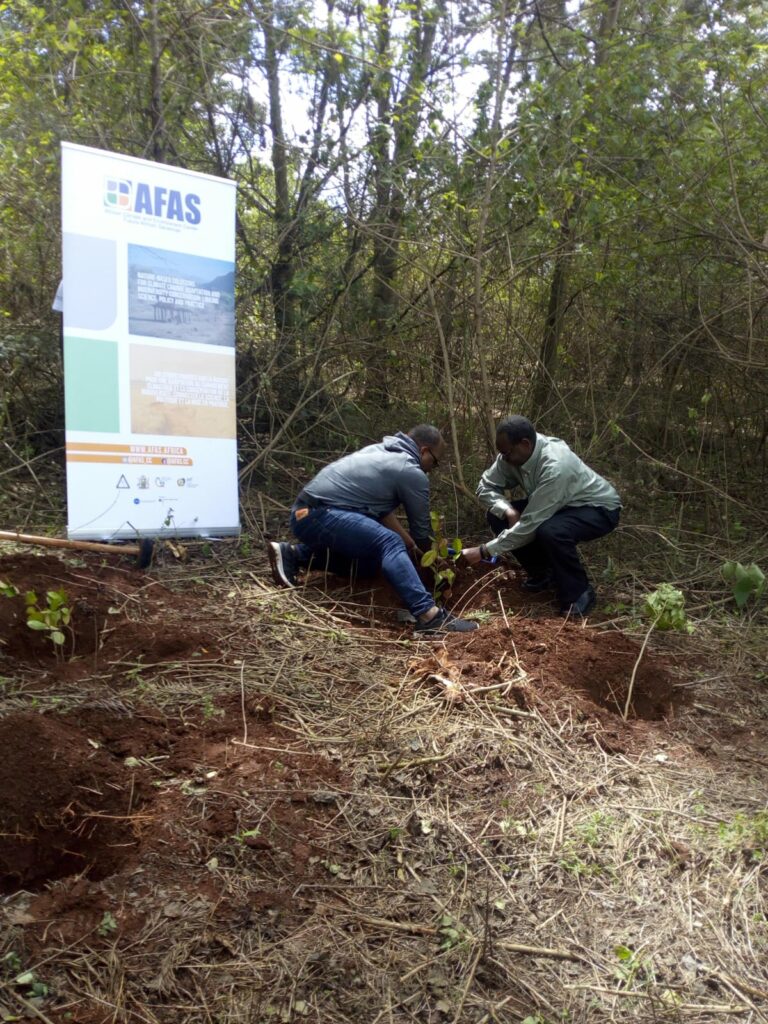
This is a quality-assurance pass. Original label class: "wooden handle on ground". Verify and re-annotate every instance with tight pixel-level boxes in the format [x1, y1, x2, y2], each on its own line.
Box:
[0, 530, 142, 557]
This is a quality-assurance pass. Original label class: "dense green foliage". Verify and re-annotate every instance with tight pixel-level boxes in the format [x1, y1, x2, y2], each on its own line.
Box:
[1, 0, 766, 576]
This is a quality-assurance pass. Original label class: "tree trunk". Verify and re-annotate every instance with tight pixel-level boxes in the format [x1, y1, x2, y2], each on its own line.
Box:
[262, 2, 296, 368]
[531, 0, 623, 419]
[532, 229, 569, 416]
[364, 0, 446, 407]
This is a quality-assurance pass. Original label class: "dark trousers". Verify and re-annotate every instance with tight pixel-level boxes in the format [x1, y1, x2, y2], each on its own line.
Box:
[488, 501, 620, 605]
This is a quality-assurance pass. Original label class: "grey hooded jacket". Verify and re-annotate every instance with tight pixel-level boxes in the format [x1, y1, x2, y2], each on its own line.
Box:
[300, 433, 432, 545]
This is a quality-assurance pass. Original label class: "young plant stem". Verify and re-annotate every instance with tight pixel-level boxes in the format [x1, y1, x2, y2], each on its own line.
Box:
[623, 621, 655, 720]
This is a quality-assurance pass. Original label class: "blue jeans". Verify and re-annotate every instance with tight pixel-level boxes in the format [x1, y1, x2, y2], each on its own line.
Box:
[488, 501, 620, 604]
[290, 505, 435, 617]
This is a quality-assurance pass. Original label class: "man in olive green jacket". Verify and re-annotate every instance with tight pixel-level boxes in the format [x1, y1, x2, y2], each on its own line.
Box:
[462, 416, 621, 617]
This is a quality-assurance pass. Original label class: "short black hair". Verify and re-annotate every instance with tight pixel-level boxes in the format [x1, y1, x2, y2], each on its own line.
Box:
[496, 415, 536, 445]
[408, 424, 443, 447]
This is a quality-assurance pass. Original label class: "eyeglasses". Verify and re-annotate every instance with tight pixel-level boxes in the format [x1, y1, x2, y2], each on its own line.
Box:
[426, 447, 440, 468]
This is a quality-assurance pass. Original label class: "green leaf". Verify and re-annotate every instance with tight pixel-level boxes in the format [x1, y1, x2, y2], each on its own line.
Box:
[721, 560, 738, 583]
[50, 631, 66, 645]
[27, 619, 47, 631]
[421, 549, 437, 567]
[722, 561, 765, 608]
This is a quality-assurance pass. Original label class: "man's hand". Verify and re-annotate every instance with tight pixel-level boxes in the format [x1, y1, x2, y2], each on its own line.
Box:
[505, 507, 521, 527]
[461, 546, 484, 567]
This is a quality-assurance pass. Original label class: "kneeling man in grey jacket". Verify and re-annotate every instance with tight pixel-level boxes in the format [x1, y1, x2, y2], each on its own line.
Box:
[267, 425, 478, 635]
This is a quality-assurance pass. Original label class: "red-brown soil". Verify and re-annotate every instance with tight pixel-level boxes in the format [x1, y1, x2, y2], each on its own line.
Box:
[0, 712, 148, 891]
[0, 553, 212, 672]
[316, 560, 682, 721]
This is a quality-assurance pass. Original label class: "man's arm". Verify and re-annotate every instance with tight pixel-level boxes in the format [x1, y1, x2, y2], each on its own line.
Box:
[462, 507, 521, 567]
[476, 457, 518, 520]
[397, 465, 433, 550]
[484, 465, 574, 555]
[380, 511, 419, 554]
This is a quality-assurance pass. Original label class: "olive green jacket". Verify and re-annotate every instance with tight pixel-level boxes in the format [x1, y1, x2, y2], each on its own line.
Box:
[477, 434, 621, 555]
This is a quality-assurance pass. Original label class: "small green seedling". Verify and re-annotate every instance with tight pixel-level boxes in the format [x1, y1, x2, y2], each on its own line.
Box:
[721, 561, 765, 610]
[438, 912, 465, 950]
[98, 911, 118, 936]
[14, 969, 49, 998]
[25, 588, 72, 650]
[718, 810, 768, 862]
[643, 583, 694, 633]
[0, 579, 20, 599]
[421, 511, 463, 599]
[613, 944, 653, 990]
[2, 950, 21, 973]
[234, 828, 261, 844]
[624, 583, 693, 720]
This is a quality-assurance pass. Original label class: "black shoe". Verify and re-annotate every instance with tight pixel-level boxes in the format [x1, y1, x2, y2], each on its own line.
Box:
[560, 586, 596, 618]
[521, 572, 554, 593]
[266, 541, 299, 588]
[414, 608, 479, 635]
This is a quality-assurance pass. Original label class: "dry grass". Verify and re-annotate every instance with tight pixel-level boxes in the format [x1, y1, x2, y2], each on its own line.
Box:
[1, 549, 767, 1024]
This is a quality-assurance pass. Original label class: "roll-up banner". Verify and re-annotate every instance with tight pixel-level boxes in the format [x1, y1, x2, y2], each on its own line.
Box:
[60, 143, 239, 540]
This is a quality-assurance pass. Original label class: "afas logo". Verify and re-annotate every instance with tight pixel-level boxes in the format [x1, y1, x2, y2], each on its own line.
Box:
[104, 178, 201, 225]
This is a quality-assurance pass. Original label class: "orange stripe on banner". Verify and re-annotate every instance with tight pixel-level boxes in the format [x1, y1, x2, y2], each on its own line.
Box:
[66, 454, 193, 466]
[65, 442, 188, 455]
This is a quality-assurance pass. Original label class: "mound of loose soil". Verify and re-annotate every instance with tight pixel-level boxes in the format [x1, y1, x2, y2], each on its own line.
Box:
[314, 562, 681, 720]
[450, 618, 679, 720]
[409, 618, 679, 724]
[311, 559, 567, 620]
[0, 552, 213, 676]
[0, 713, 143, 890]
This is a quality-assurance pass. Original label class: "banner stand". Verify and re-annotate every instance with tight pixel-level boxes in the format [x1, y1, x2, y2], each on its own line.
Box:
[61, 143, 239, 541]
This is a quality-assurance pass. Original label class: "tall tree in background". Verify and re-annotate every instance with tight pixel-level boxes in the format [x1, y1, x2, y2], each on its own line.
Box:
[363, 0, 447, 405]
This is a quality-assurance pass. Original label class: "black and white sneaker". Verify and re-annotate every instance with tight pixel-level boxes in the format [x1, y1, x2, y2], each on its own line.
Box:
[266, 541, 299, 588]
[414, 608, 479, 635]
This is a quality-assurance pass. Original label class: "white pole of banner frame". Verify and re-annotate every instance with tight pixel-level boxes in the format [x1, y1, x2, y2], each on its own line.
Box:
[60, 143, 239, 541]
